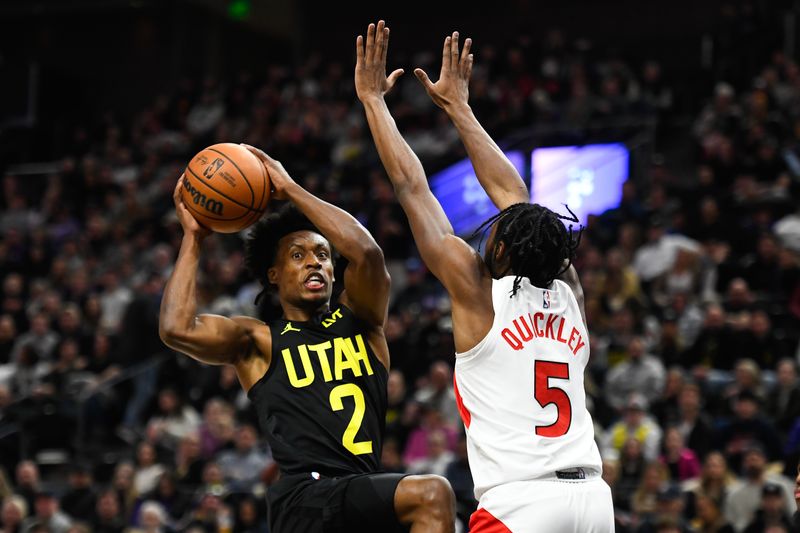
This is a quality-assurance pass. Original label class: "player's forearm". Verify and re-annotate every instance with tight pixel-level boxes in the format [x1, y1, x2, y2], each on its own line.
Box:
[283, 182, 382, 262]
[445, 103, 529, 209]
[361, 96, 428, 195]
[159, 235, 202, 341]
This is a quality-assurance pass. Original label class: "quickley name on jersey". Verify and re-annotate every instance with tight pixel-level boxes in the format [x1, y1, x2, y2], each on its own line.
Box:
[247, 305, 388, 477]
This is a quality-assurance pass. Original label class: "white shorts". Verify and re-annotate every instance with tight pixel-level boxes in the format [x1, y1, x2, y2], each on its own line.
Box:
[469, 477, 614, 533]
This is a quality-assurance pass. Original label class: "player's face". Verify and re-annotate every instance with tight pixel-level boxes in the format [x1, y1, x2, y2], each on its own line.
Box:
[270, 231, 334, 308]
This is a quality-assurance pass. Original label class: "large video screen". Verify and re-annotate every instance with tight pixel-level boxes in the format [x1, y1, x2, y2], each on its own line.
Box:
[531, 143, 629, 223]
[430, 151, 525, 237]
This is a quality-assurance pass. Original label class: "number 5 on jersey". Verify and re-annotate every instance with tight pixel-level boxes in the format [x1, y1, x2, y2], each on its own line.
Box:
[534, 361, 572, 437]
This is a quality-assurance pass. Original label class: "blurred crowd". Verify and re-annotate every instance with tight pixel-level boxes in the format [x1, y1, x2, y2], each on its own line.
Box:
[0, 16, 799, 533]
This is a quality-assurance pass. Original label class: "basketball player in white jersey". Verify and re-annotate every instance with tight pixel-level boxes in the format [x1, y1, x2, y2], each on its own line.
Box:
[356, 22, 614, 532]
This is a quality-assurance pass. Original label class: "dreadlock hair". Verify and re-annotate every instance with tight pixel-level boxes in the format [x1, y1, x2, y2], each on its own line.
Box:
[473, 203, 583, 297]
[244, 204, 327, 303]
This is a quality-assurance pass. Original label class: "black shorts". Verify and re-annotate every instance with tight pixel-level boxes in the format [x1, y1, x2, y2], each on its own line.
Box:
[267, 471, 411, 533]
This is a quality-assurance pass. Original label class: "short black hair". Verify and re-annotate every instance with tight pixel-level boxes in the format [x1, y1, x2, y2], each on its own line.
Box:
[474, 203, 582, 296]
[244, 204, 324, 296]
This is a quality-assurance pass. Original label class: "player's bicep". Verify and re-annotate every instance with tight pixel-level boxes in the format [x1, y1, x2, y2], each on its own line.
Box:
[339, 246, 391, 327]
[161, 313, 255, 366]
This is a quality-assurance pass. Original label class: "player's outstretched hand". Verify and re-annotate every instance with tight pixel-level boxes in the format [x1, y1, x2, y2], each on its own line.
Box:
[355, 20, 404, 103]
[173, 176, 211, 239]
[241, 144, 295, 201]
[415, 31, 473, 110]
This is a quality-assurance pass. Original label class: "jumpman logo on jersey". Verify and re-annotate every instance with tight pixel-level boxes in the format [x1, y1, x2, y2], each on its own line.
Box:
[281, 322, 301, 336]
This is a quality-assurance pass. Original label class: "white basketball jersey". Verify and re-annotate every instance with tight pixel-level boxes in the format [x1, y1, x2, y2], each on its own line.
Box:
[454, 276, 602, 499]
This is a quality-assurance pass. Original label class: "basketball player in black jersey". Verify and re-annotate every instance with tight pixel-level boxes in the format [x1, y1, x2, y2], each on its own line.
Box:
[159, 68, 455, 533]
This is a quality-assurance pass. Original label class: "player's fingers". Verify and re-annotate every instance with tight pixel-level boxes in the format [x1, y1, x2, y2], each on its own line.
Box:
[386, 68, 405, 91]
[374, 20, 385, 62]
[414, 68, 435, 92]
[173, 175, 184, 201]
[241, 144, 275, 167]
[460, 38, 472, 70]
[366, 23, 376, 63]
[451, 31, 460, 70]
[356, 35, 364, 66]
[442, 35, 451, 70]
[466, 54, 474, 80]
[381, 27, 391, 64]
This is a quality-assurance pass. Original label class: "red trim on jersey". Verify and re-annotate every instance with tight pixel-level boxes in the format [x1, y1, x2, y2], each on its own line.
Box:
[469, 508, 512, 532]
[453, 373, 471, 428]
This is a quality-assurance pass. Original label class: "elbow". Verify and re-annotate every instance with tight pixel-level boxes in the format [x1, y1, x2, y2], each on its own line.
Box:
[159, 322, 187, 349]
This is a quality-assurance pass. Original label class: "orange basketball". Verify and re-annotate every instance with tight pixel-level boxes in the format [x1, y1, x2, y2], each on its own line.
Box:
[180, 143, 270, 233]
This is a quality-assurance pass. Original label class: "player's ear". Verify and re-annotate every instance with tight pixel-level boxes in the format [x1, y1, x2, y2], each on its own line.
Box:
[493, 240, 506, 263]
[267, 267, 278, 285]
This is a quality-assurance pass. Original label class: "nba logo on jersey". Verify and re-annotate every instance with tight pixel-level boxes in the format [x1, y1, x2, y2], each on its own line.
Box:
[542, 290, 551, 309]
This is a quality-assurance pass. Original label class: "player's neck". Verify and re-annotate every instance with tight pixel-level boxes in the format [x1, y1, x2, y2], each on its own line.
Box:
[280, 300, 331, 322]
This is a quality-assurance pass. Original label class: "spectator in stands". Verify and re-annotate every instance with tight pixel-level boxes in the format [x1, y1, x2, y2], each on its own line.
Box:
[603, 393, 664, 462]
[232, 496, 265, 533]
[128, 500, 171, 533]
[133, 473, 189, 526]
[691, 494, 734, 533]
[215, 425, 273, 492]
[407, 429, 454, 477]
[715, 390, 781, 469]
[13, 463, 39, 517]
[59, 464, 95, 523]
[91, 489, 125, 533]
[174, 433, 204, 489]
[742, 482, 793, 533]
[111, 462, 136, 522]
[444, 432, 476, 529]
[11, 314, 58, 363]
[0, 315, 16, 365]
[616, 438, 648, 513]
[197, 399, 235, 460]
[660, 427, 701, 482]
[412, 361, 460, 428]
[145, 388, 201, 451]
[403, 402, 458, 466]
[380, 437, 405, 474]
[20, 491, 72, 533]
[133, 442, 166, 496]
[684, 452, 741, 520]
[724, 445, 795, 531]
[605, 337, 666, 413]
[767, 358, 800, 438]
[631, 461, 669, 520]
[1, 495, 27, 533]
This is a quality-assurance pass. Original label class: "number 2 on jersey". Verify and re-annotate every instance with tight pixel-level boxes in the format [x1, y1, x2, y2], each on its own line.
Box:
[534, 361, 572, 437]
[329, 383, 373, 455]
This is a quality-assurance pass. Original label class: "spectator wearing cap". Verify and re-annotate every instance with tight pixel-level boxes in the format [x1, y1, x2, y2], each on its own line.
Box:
[605, 337, 667, 414]
[602, 393, 664, 462]
[714, 389, 781, 471]
[1, 495, 27, 533]
[724, 444, 796, 531]
[59, 464, 95, 523]
[637, 484, 693, 533]
[742, 483, 793, 533]
[20, 491, 72, 533]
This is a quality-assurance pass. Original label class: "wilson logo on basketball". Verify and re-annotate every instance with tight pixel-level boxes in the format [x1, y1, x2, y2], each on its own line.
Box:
[203, 158, 225, 179]
[183, 179, 224, 215]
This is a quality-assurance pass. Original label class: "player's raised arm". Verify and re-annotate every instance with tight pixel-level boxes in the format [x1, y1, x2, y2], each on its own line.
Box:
[356, 21, 491, 352]
[415, 32, 529, 210]
[242, 145, 390, 328]
[159, 178, 264, 367]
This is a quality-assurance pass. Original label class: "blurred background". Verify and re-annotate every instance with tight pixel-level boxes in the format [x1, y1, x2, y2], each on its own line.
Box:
[1, 0, 800, 532]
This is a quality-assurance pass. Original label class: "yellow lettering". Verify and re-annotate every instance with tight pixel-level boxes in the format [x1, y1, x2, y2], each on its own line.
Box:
[334, 337, 361, 380]
[347, 334, 373, 376]
[322, 307, 344, 328]
[307, 341, 333, 382]
[282, 346, 315, 388]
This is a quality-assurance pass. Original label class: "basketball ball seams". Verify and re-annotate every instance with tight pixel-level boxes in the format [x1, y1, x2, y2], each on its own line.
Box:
[207, 146, 257, 207]
[186, 166, 253, 211]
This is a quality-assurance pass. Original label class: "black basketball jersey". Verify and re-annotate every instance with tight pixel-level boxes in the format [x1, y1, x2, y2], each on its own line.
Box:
[247, 304, 388, 477]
